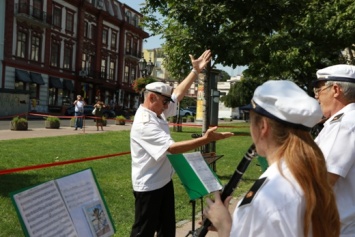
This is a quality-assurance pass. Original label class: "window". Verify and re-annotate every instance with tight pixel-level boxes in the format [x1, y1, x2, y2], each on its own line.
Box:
[18, 0, 29, 14]
[53, 5, 62, 28]
[124, 65, 129, 83]
[33, 0, 42, 20]
[17, 31, 27, 58]
[29, 83, 39, 99]
[64, 45, 72, 70]
[15, 81, 25, 90]
[125, 11, 131, 23]
[91, 25, 96, 40]
[84, 22, 88, 38]
[130, 67, 136, 84]
[50, 42, 60, 67]
[102, 28, 108, 45]
[31, 35, 41, 61]
[101, 58, 107, 79]
[132, 40, 137, 56]
[111, 31, 117, 49]
[66, 10, 74, 33]
[109, 61, 115, 80]
[133, 15, 138, 26]
[126, 36, 131, 54]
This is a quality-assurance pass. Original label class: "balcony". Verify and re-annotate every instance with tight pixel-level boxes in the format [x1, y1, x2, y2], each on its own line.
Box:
[124, 48, 141, 59]
[15, 3, 50, 27]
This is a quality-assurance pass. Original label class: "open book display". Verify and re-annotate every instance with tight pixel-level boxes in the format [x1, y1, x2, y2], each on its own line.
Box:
[167, 152, 222, 200]
[11, 168, 115, 237]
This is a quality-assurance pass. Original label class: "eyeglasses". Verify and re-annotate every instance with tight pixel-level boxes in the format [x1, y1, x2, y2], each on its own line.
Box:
[313, 85, 332, 95]
[162, 98, 171, 105]
[149, 91, 171, 105]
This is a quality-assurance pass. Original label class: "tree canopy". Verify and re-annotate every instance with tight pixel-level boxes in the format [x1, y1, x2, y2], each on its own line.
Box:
[140, 0, 355, 98]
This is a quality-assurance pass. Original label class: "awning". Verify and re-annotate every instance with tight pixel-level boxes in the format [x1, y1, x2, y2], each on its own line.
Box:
[30, 72, 45, 85]
[15, 69, 31, 83]
[63, 80, 74, 91]
[49, 77, 63, 89]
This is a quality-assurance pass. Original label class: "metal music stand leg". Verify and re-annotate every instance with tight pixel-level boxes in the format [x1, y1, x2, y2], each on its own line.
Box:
[185, 198, 203, 237]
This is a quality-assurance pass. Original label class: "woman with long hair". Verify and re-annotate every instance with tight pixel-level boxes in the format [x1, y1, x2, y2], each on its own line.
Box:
[204, 80, 340, 237]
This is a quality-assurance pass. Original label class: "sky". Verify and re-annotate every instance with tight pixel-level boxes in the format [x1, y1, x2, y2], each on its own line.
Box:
[120, 0, 246, 77]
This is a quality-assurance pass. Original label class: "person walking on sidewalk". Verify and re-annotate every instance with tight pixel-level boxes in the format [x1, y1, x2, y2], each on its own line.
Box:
[130, 50, 234, 237]
[94, 100, 105, 131]
[73, 95, 85, 130]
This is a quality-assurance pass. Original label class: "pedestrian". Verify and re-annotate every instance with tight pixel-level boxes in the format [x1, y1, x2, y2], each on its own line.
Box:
[313, 64, 355, 236]
[73, 95, 85, 130]
[130, 49, 234, 237]
[94, 100, 105, 131]
[203, 80, 340, 237]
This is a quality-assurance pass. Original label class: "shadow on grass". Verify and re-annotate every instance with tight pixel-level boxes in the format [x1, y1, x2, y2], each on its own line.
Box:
[0, 172, 41, 197]
[232, 131, 251, 136]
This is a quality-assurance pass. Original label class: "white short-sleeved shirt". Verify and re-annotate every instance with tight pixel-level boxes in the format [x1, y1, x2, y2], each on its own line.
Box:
[130, 95, 178, 192]
[315, 103, 355, 235]
[230, 161, 307, 237]
[75, 100, 85, 112]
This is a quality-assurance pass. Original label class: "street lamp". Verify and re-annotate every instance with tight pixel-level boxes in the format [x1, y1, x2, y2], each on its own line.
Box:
[138, 55, 155, 78]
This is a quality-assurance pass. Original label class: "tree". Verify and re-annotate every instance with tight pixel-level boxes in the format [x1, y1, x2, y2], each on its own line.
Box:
[221, 76, 263, 108]
[141, 0, 355, 94]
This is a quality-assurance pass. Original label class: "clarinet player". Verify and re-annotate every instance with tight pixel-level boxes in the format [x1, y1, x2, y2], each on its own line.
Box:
[203, 80, 340, 237]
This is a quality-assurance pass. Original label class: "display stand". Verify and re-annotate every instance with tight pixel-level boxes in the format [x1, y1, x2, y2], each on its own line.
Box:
[185, 197, 204, 237]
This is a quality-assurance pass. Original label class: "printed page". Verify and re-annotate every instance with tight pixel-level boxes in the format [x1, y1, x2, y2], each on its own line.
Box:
[13, 180, 78, 237]
[183, 152, 222, 193]
[56, 169, 114, 237]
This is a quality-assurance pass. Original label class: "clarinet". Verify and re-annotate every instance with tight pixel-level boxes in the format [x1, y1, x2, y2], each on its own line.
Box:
[197, 144, 258, 237]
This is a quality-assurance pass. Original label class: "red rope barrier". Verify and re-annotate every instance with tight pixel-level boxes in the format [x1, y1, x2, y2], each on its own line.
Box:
[0, 151, 131, 176]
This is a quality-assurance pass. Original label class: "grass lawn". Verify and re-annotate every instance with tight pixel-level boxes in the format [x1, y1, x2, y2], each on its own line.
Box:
[0, 122, 263, 236]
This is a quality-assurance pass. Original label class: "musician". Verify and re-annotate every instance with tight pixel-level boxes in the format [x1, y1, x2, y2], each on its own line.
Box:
[129, 50, 233, 237]
[203, 80, 340, 237]
[313, 64, 355, 236]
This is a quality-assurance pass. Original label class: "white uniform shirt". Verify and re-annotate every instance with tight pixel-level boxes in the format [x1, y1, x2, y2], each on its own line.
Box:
[230, 161, 307, 237]
[130, 95, 178, 192]
[315, 103, 355, 236]
[75, 100, 85, 112]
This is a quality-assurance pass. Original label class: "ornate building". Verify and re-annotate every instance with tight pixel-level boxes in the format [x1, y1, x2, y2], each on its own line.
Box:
[0, 0, 148, 117]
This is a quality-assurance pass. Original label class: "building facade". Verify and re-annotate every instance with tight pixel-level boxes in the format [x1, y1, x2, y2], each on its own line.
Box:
[0, 0, 148, 117]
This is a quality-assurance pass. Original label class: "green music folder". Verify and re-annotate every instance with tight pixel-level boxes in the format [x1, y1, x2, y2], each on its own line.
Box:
[11, 168, 115, 237]
[167, 152, 222, 200]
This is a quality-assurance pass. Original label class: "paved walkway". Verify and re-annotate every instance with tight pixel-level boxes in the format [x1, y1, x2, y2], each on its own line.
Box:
[0, 120, 241, 237]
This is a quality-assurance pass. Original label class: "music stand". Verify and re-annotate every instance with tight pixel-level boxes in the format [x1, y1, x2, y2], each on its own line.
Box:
[185, 197, 204, 237]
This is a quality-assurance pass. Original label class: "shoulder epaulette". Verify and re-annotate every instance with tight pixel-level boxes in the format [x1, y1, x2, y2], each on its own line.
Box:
[330, 113, 344, 124]
[238, 177, 267, 207]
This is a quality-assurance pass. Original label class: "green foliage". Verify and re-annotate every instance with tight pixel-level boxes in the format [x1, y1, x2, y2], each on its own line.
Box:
[221, 76, 263, 108]
[116, 115, 126, 121]
[142, 0, 355, 95]
[45, 116, 60, 123]
[11, 116, 27, 124]
[132, 76, 157, 93]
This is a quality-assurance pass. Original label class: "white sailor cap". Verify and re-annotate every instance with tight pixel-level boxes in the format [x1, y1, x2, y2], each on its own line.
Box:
[315, 64, 355, 85]
[250, 80, 322, 130]
[145, 82, 174, 102]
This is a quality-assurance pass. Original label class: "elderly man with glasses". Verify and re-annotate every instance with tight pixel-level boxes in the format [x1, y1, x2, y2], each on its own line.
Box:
[129, 50, 234, 237]
[313, 64, 355, 236]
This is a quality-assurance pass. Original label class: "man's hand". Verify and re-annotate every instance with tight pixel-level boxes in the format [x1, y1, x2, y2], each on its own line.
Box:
[204, 127, 234, 142]
[189, 50, 212, 72]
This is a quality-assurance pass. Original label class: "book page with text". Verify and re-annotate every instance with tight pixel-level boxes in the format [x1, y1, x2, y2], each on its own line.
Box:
[184, 152, 222, 193]
[13, 180, 78, 237]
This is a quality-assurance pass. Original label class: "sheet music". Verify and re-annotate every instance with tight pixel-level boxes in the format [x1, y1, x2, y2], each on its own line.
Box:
[13, 181, 78, 237]
[184, 152, 222, 192]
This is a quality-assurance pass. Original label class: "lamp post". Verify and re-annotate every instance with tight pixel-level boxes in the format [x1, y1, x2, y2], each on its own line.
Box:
[138, 55, 155, 78]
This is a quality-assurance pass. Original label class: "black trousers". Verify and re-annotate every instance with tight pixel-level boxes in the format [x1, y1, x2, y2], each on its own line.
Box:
[130, 180, 176, 237]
